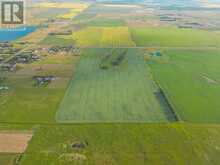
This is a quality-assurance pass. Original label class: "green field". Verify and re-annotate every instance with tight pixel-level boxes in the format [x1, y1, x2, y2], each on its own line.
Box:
[56, 48, 176, 122]
[1, 1, 220, 164]
[73, 12, 96, 21]
[19, 123, 220, 165]
[0, 85, 64, 123]
[73, 26, 135, 47]
[131, 27, 220, 47]
[149, 49, 220, 123]
[0, 61, 78, 123]
[0, 154, 20, 165]
[41, 35, 75, 46]
[85, 18, 125, 27]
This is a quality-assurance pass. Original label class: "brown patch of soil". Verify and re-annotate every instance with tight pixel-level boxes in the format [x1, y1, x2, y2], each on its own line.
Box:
[0, 132, 32, 153]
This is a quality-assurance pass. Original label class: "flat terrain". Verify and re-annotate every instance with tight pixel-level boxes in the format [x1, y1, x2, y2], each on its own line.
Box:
[84, 18, 125, 27]
[0, 154, 20, 165]
[149, 49, 220, 123]
[73, 27, 135, 47]
[131, 27, 220, 47]
[56, 48, 175, 122]
[1, 0, 220, 164]
[19, 124, 220, 165]
[0, 57, 79, 123]
[41, 35, 75, 46]
[0, 132, 32, 153]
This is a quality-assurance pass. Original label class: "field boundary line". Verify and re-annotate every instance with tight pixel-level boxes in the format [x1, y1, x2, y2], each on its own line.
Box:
[1, 121, 220, 127]
[78, 46, 220, 49]
[54, 56, 82, 122]
[147, 65, 182, 122]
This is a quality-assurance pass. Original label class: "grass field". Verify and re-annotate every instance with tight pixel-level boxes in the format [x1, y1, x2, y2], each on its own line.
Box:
[73, 27, 135, 47]
[73, 12, 97, 24]
[131, 27, 220, 47]
[85, 18, 126, 27]
[86, 3, 141, 14]
[1, 1, 220, 164]
[33, 55, 78, 65]
[0, 86, 64, 123]
[41, 35, 75, 46]
[56, 48, 176, 123]
[19, 123, 220, 165]
[0, 154, 20, 165]
[149, 49, 220, 123]
[0, 60, 79, 123]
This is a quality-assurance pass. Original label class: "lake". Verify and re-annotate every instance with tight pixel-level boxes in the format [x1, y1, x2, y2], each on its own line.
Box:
[0, 26, 37, 42]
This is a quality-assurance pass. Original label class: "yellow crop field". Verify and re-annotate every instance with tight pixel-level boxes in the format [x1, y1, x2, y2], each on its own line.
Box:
[35, 2, 89, 19]
[58, 9, 81, 19]
[73, 27, 102, 47]
[73, 27, 135, 47]
[101, 27, 135, 47]
[36, 2, 88, 9]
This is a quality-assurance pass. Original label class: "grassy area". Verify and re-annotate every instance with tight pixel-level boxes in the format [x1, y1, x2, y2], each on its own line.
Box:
[0, 87, 64, 123]
[0, 59, 79, 123]
[73, 13, 97, 23]
[19, 123, 220, 165]
[149, 49, 220, 123]
[1, 2, 220, 164]
[56, 48, 175, 123]
[86, 3, 141, 14]
[130, 27, 220, 47]
[29, 8, 70, 19]
[33, 55, 78, 65]
[85, 18, 125, 27]
[0, 124, 35, 131]
[73, 26, 135, 47]
[0, 154, 20, 165]
[41, 35, 75, 46]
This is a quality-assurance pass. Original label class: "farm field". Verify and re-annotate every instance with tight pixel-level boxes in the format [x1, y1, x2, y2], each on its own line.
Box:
[0, 79, 64, 123]
[0, 154, 20, 165]
[131, 27, 220, 47]
[149, 49, 220, 123]
[0, 57, 79, 123]
[35, 2, 88, 9]
[18, 123, 220, 165]
[73, 27, 135, 47]
[56, 48, 176, 122]
[0, 132, 32, 153]
[86, 3, 142, 14]
[83, 18, 126, 27]
[1, 0, 220, 164]
[41, 35, 75, 46]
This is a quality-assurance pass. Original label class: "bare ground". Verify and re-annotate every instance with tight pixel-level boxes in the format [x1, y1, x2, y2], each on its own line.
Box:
[0, 132, 32, 153]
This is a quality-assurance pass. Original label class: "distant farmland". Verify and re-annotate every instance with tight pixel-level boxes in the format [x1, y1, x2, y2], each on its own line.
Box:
[56, 48, 176, 122]
[84, 18, 126, 27]
[130, 27, 220, 47]
[149, 49, 220, 123]
[73, 27, 135, 47]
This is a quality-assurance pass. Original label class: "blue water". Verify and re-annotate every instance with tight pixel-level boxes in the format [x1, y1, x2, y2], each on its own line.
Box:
[0, 26, 37, 42]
